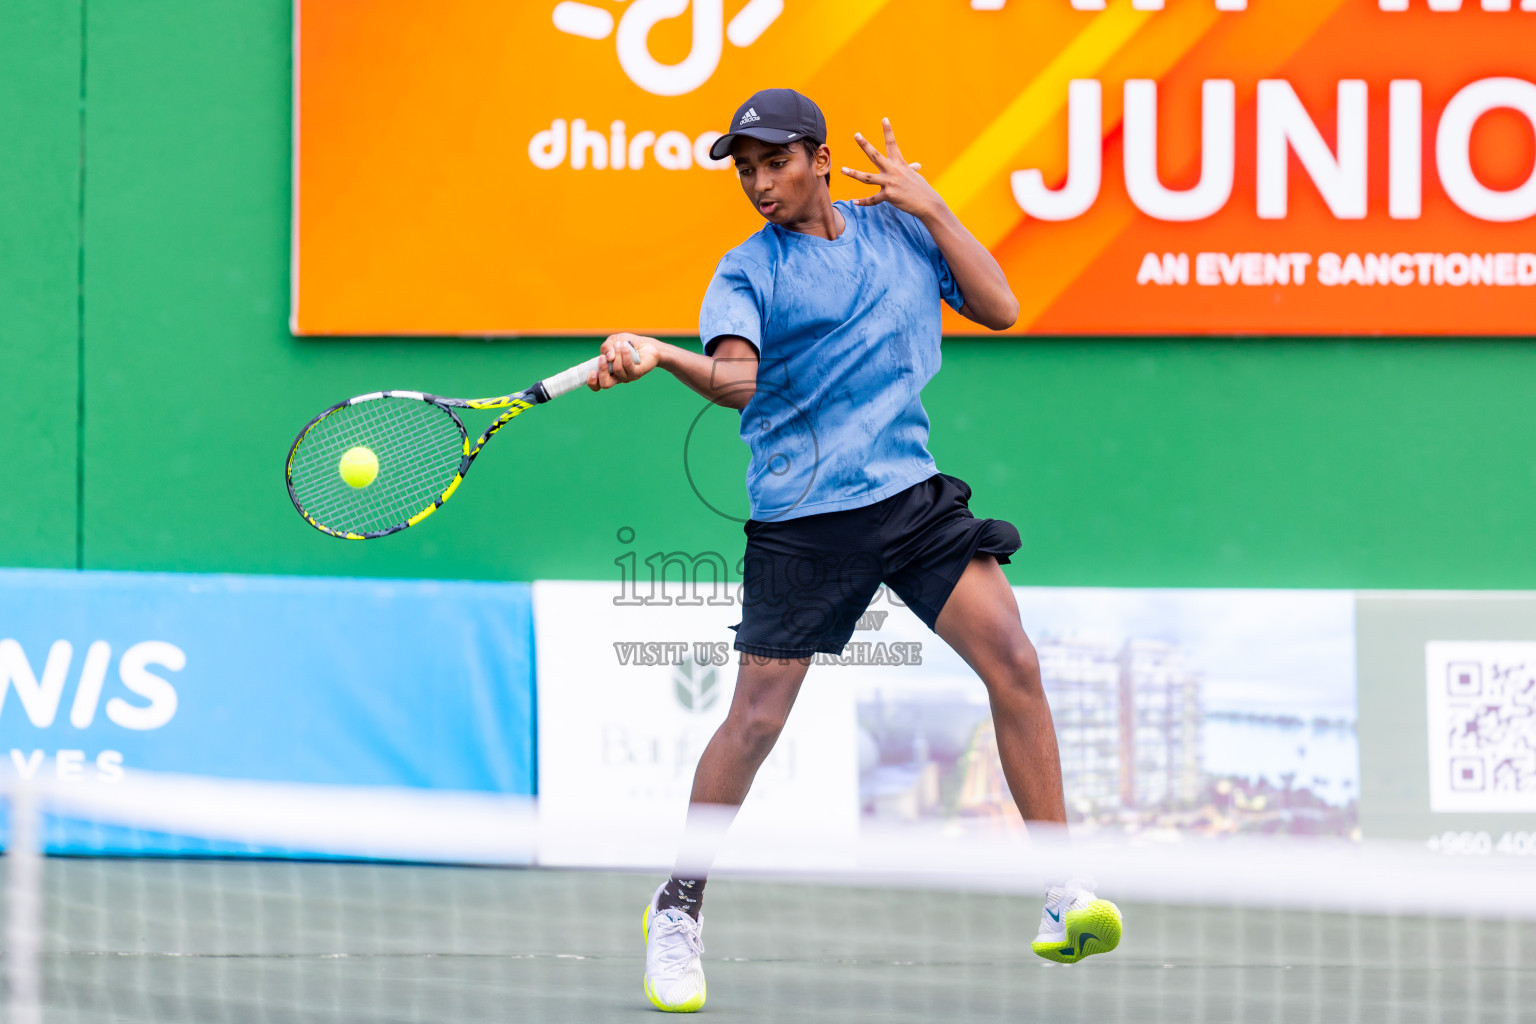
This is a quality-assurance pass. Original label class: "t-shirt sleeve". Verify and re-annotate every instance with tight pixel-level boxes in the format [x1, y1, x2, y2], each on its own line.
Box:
[699, 253, 767, 356]
[892, 207, 965, 313]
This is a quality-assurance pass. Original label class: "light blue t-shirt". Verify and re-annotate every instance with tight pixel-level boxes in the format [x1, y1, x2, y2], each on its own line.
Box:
[699, 200, 964, 522]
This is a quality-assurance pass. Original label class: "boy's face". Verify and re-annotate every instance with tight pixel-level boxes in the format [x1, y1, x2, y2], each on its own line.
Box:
[731, 136, 829, 225]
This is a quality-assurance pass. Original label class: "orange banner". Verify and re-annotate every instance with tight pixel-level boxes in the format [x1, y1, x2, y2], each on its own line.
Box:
[293, 0, 1536, 336]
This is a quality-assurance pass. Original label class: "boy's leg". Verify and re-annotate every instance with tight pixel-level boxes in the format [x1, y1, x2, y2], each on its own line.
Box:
[689, 654, 813, 805]
[664, 506, 880, 909]
[643, 656, 813, 1011]
[932, 554, 1066, 825]
[658, 654, 813, 916]
[932, 554, 1121, 964]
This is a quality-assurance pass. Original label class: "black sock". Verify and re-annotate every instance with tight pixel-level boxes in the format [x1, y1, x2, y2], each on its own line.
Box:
[656, 876, 706, 921]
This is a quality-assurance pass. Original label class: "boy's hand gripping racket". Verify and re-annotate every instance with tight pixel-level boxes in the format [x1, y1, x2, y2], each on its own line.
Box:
[285, 343, 638, 540]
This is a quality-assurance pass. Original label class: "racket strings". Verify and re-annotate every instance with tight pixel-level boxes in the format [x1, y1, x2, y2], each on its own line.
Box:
[289, 398, 466, 536]
[296, 402, 461, 534]
[332, 402, 464, 529]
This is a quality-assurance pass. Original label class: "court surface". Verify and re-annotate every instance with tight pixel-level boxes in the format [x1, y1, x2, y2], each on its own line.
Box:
[25, 859, 1535, 1023]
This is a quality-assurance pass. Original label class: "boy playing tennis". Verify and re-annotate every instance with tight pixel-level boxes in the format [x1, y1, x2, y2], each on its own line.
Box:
[589, 88, 1121, 1013]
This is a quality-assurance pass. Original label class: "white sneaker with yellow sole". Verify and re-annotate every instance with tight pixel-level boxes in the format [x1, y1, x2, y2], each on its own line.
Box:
[1031, 877, 1122, 964]
[642, 883, 707, 1012]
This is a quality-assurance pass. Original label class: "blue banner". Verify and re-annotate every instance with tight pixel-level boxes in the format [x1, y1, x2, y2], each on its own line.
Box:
[0, 569, 534, 854]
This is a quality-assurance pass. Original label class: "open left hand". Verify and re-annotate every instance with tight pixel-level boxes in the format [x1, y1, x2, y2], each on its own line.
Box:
[841, 118, 943, 219]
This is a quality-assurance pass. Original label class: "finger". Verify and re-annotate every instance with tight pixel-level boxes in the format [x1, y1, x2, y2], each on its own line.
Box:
[615, 336, 641, 381]
[600, 341, 623, 383]
[908, 161, 922, 171]
[853, 193, 887, 207]
[596, 347, 617, 389]
[840, 166, 880, 184]
[882, 118, 904, 162]
[853, 131, 885, 167]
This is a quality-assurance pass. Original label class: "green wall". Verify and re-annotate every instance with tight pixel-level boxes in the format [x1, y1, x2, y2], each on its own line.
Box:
[0, 0, 81, 568]
[6, 0, 1535, 587]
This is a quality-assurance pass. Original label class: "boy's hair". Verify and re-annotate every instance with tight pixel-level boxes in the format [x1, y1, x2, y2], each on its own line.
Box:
[801, 138, 831, 186]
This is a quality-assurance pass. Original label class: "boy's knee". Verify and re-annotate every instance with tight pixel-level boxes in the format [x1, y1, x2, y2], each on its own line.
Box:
[987, 636, 1043, 702]
[727, 702, 790, 758]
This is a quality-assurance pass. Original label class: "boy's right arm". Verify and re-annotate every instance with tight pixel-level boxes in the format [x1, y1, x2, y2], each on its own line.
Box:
[589, 334, 758, 411]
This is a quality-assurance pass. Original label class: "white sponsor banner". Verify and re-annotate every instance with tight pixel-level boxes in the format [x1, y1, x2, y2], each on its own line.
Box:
[533, 581, 858, 870]
[535, 581, 1359, 869]
[1426, 642, 1536, 813]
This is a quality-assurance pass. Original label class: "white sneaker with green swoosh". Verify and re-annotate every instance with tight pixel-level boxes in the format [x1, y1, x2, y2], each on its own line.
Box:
[1031, 877, 1122, 964]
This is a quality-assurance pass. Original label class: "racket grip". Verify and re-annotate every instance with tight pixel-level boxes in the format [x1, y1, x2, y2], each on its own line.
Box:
[539, 342, 644, 400]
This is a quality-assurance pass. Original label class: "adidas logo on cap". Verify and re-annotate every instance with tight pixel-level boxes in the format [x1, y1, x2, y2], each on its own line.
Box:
[739, 107, 760, 125]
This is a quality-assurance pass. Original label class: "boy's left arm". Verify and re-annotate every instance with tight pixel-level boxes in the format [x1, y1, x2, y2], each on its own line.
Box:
[841, 118, 1019, 331]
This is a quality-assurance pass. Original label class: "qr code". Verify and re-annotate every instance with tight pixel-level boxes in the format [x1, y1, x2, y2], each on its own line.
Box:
[1425, 643, 1536, 813]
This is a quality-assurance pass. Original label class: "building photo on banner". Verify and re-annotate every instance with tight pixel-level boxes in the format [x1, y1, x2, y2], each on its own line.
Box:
[4, 0, 1536, 1019]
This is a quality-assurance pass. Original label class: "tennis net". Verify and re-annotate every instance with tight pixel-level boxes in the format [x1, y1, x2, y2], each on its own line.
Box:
[4, 771, 1533, 1023]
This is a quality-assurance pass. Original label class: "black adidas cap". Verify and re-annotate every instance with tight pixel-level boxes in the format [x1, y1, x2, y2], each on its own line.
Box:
[708, 88, 827, 162]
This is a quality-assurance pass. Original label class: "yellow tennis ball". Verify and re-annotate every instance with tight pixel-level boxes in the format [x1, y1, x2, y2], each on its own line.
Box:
[338, 446, 379, 488]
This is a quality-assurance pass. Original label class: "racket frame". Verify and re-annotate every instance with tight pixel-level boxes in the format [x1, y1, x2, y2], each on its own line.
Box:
[285, 386, 543, 541]
[285, 342, 634, 540]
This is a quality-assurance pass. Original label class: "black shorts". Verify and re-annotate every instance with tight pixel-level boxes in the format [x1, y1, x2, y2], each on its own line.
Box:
[732, 473, 1021, 658]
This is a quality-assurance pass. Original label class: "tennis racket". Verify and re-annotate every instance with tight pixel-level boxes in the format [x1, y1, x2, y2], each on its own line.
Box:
[286, 343, 638, 540]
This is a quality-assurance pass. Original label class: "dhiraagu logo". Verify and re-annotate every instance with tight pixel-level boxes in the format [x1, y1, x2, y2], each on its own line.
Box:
[0, 638, 186, 783]
[551, 0, 786, 96]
